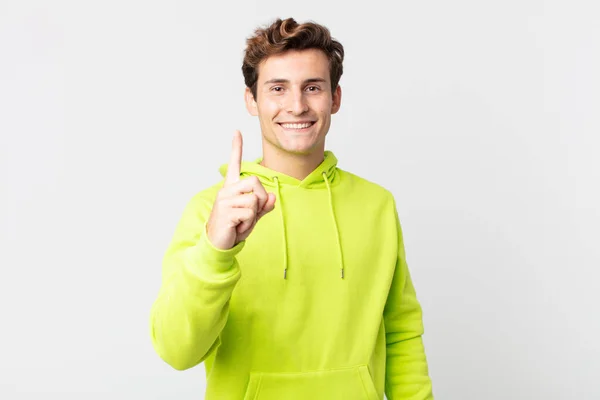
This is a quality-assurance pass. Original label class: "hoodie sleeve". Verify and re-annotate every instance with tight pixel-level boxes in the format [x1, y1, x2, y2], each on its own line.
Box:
[149, 192, 245, 371]
[383, 198, 434, 399]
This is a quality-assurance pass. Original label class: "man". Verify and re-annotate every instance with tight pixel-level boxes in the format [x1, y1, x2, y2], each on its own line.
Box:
[150, 17, 434, 399]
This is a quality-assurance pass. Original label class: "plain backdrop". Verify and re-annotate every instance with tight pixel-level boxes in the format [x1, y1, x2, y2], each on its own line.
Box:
[1, 0, 599, 399]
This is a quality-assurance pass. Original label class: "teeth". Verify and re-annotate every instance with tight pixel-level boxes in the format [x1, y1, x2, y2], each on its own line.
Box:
[281, 122, 312, 129]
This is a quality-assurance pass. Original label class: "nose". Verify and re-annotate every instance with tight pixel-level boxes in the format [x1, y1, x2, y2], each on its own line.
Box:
[285, 88, 308, 115]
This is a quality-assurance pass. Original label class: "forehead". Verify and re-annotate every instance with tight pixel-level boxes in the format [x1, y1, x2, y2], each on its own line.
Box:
[257, 49, 330, 83]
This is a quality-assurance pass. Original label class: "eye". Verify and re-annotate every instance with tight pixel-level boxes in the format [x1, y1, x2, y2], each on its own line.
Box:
[270, 86, 284, 92]
[306, 86, 320, 92]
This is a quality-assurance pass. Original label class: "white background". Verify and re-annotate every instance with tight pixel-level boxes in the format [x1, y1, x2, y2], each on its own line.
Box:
[1, 0, 599, 399]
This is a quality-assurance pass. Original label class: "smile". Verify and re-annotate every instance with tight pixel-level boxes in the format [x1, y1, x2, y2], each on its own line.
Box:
[278, 121, 316, 130]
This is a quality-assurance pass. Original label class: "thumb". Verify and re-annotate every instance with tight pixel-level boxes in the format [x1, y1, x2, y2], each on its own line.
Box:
[257, 192, 276, 219]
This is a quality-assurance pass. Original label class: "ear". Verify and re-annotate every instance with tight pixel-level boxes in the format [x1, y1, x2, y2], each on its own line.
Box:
[245, 87, 258, 116]
[331, 85, 342, 115]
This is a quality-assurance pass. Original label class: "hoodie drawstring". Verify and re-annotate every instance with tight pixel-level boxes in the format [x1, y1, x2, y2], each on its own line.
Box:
[273, 177, 289, 279]
[323, 172, 345, 279]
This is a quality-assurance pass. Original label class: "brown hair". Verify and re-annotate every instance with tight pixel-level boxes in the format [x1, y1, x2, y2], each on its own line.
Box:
[242, 18, 344, 100]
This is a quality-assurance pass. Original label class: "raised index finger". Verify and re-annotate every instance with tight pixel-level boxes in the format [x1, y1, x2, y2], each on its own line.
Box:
[225, 130, 243, 185]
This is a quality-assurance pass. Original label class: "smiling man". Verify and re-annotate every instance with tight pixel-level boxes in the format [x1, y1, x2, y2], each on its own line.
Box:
[150, 18, 434, 399]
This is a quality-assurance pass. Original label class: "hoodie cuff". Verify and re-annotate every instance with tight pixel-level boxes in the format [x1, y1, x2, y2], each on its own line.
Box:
[184, 221, 246, 281]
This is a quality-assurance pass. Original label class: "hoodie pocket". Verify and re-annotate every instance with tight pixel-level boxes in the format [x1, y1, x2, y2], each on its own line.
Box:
[242, 365, 379, 400]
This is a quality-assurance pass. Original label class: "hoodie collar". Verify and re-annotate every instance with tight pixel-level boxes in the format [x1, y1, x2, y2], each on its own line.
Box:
[219, 150, 339, 189]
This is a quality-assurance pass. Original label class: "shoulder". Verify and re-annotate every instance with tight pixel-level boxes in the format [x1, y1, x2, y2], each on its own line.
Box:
[181, 179, 225, 217]
[194, 179, 224, 203]
[337, 168, 395, 202]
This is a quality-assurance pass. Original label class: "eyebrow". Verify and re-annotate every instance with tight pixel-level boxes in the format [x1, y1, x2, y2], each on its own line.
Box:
[263, 78, 327, 85]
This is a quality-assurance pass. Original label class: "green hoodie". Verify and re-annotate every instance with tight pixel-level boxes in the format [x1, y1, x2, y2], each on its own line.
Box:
[149, 151, 433, 399]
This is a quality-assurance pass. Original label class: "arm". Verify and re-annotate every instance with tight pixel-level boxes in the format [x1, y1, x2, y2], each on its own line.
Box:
[384, 199, 434, 399]
[149, 193, 245, 371]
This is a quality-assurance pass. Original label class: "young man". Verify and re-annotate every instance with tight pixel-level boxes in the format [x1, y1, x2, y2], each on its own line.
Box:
[150, 18, 434, 400]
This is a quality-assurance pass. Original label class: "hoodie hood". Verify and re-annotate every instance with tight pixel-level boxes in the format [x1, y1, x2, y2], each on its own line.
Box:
[218, 150, 344, 279]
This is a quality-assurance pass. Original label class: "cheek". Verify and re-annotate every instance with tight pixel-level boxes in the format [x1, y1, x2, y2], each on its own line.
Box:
[315, 107, 332, 120]
[259, 99, 282, 117]
[313, 98, 333, 118]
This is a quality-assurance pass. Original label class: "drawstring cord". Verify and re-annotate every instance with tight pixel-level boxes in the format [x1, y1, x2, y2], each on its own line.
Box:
[274, 177, 289, 279]
[323, 172, 345, 279]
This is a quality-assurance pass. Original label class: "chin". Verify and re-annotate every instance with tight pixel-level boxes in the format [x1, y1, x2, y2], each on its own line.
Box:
[282, 140, 323, 155]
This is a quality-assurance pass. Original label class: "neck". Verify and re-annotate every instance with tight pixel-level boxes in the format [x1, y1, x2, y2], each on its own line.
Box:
[260, 144, 325, 181]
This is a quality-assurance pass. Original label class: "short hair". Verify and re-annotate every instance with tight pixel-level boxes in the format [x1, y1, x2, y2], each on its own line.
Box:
[242, 18, 344, 100]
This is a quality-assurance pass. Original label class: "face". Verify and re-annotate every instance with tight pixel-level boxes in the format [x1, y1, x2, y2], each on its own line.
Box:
[245, 48, 342, 157]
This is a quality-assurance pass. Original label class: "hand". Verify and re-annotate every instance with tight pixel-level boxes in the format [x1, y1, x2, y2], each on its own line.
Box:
[206, 130, 276, 250]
